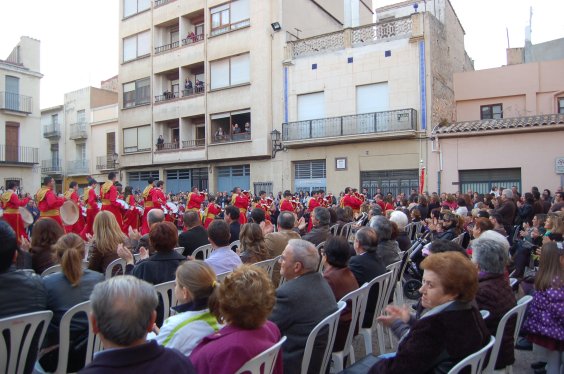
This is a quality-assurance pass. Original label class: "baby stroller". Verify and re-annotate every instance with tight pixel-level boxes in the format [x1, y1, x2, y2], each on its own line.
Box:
[401, 229, 432, 300]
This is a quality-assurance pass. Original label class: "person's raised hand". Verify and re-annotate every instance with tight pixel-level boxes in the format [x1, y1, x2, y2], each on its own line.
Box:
[139, 246, 149, 260]
[128, 226, 141, 241]
[86, 233, 94, 244]
[20, 237, 31, 252]
[117, 243, 134, 265]
[297, 217, 306, 231]
[260, 220, 274, 235]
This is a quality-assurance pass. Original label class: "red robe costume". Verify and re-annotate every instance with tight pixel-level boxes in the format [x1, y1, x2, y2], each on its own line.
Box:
[203, 203, 221, 229]
[37, 187, 65, 228]
[123, 194, 140, 232]
[1, 190, 30, 242]
[187, 192, 206, 211]
[80, 187, 99, 240]
[64, 190, 85, 234]
[306, 196, 321, 232]
[259, 198, 273, 222]
[280, 198, 295, 213]
[100, 181, 124, 233]
[231, 193, 249, 224]
[141, 185, 154, 235]
[152, 188, 166, 211]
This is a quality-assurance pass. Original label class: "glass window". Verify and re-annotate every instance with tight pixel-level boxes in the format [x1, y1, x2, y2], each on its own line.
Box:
[558, 98, 564, 114]
[123, 125, 151, 153]
[480, 104, 503, 120]
[210, 1, 248, 36]
[123, 78, 150, 108]
[123, 30, 150, 62]
[124, 0, 150, 18]
[210, 59, 230, 89]
[210, 53, 250, 90]
[77, 110, 86, 124]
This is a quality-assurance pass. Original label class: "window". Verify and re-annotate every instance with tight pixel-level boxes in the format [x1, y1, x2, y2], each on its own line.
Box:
[77, 110, 86, 124]
[210, 110, 251, 143]
[361, 169, 419, 198]
[123, 125, 152, 153]
[217, 165, 250, 192]
[210, 53, 250, 90]
[77, 143, 86, 160]
[51, 114, 58, 125]
[480, 104, 503, 120]
[558, 98, 564, 114]
[123, 0, 151, 18]
[294, 160, 326, 194]
[210, 0, 250, 36]
[356, 83, 389, 114]
[123, 30, 151, 62]
[459, 168, 521, 195]
[123, 78, 150, 108]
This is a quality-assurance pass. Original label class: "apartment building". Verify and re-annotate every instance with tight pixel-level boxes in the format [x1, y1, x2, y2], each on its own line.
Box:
[40, 85, 117, 192]
[0, 37, 42, 194]
[118, 0, 374, 193]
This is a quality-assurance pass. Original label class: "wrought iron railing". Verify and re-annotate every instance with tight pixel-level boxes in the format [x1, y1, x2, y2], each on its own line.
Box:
[0, 92, 33, 113]
[282, 109, 417, 141]
[155, 92, 179, 102]
[154, 0, 174, 7]
[182, 86, 204, 97]
[67, 159, 89, 175]
[0, 145, 38, 164]
[182, 34, 204, 45]
[43, 123, 61, 138]
[155, 41, 180, 54]
[41, 159, 63, 174]
[69, 123, 88, 140]
[182, 139, 205, 149]
[96, 156, 117, 170]
[155, 142, 180, 152]
[210, 19, 250, 37]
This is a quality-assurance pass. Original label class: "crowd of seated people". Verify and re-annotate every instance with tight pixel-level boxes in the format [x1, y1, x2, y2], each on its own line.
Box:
[1, 184, 563, 373]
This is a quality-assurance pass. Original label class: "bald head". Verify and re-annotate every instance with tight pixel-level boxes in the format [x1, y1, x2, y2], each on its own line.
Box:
[147, 209, 165, 227]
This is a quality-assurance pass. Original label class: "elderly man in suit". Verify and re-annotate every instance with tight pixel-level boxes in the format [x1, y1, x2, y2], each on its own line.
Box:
[301, 206, 331, 246]
[265, 212, 301, 285]
[269, 239, 337, 374]
[348, 227, 387, 328]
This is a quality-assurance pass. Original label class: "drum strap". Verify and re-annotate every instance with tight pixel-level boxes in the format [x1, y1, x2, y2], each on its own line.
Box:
[40, 209, 60, 217]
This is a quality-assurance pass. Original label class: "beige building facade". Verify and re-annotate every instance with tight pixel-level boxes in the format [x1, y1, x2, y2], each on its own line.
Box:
[0, 37, 42, 194]
[429, 58, 564, 194]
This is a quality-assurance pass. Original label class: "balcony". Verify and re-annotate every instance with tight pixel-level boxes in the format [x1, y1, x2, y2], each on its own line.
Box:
[0, 145, 38, 165]
[155, 91, 179, 103]
[69, 123, 88, 140]
[96, 156, 118, 171]
[155, 41, 180, 54]
[182, 34, 204, 46]
[154, 0, 175, 8]
[153, 139, 206, 163]
[0, 92, 32, 114]
[181, 85, 204, 98]
[41, 159, 63, 175]
[67, 159, 89, 175]
[182, 138, 205, 149]
[155, 142, 179, 152]
[282, 109, 417, 146]
[211, 132, 251, 144]
[43, 123, 61, 139]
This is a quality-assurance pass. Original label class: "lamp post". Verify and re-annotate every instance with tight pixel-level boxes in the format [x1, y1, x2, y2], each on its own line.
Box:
[271, 129, 285, 158]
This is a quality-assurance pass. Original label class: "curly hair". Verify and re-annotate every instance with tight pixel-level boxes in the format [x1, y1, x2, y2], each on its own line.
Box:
[218, 265, 275, 329]
[239, 223, 268, 263]
[420, 251, 478, 302]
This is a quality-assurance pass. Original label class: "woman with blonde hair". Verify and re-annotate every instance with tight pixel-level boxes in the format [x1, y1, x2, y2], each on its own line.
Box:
[40, 233, 104, 372]
[239, 223, 268, 264]
[150, 261, 222, 356]
[88, 211, 129, 274]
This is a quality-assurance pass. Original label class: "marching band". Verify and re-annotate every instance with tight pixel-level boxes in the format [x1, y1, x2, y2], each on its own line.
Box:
[1, 172, 372, 239]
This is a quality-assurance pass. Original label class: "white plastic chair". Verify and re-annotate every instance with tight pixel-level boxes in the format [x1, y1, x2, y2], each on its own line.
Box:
[173, 246, 185, 256]
[301, 301, 346, 374]
[192, 244, 213, 260]
[447, 335, 495, 374]
[381, 260, 403, 351]
[41, 264, 62, 277]
[54, 300, 102, 374]
[154, 280, 177, 322]
[316, 242, 326, 273]
[330, 284, 370, 373]
[329, 224, 340, 236]
[105, 258, 127, 279]
[216, 271, 232, 283]
[509, 277, 518, 288]
[480, 310, 490, 320]
[230, 240, 241, 252]
[451, 233, 466, 246]
[482, 295, 533, 374]
[0, 310, 53, 374]
[235, 336, 287, 374]
[340, 223, 354, 240]
[359, 271, 394, 355]
[252, 256, 281, 280]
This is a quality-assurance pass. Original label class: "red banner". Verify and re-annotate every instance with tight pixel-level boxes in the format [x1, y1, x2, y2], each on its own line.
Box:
[419, 167, 425, 194]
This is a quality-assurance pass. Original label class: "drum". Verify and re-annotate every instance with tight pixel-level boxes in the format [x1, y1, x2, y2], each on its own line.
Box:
[116, 199, 129, 210]
[60, 200, 79, 225]
[97, 202, 102, 210]
[166, 202, 178, 214]
[18, 207, 34, 228]
[81, 206, 87, 217]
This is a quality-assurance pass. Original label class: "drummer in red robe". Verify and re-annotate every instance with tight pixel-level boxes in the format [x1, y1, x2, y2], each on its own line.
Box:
[123, 186, 140, 232]
[141, 178, 155, 235]
[63, 181, 85, 234]
[80, 178, 99, 240]
[203, 195, 222, 229]
[186, 186, 206, 212]
[152, 180, 167, 212]
[230, 187, 250, 224]
[1, 181, 30, 242]
[257, 191, 274, 223]
[36, 176, 65, 229]
[100, 172, 125, 232]
[306, 190, 321, 232]
[279, 190, 295, 213]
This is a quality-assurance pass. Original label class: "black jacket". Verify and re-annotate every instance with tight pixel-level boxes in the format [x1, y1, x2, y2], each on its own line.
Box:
[178, 225, 209, 257]
[229, 221, 241, 243]
[301, 225, 330, 246]
[129, 251, 186, 286]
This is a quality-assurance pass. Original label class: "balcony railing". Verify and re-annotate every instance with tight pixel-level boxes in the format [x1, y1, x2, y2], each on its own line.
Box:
[182, 139, 205, 149]
[182, 34, 204, 45]
[43, 123, 61, 138]
[0, 145, 38, 164]
[155, 91, 179, 103]
[96, 156, 117, 171]
[282, 109, 417, 141]
[67, 159, 89, 175]
[211, 132, 251, 144]
[41, 159, 63, 174]
[155, 142, 179, 152]
[155, 41, 180, 54]
[0, 92, 32, 114]
[182, 86, 204, 97]
[210, 19, 250, 37]
[154, 0, 174, 8]
[69, 123, 88, 140]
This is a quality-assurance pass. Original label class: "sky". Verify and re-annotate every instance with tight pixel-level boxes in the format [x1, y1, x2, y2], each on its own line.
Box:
[1, 0, 563, 109]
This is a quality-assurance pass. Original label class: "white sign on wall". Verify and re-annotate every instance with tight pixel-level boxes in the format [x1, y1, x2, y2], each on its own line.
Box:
[556, 157, 564, 174]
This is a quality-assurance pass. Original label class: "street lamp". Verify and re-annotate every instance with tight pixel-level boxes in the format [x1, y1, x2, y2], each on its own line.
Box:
[111, 152, 119, 169]
[270, 129, 285, 158]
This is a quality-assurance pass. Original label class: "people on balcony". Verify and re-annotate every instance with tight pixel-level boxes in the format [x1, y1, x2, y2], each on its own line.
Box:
[157, 135, 164, 150]
[184, 79, 193, 96]
[232, 123, 241, 134]
[244, 122, 251, 133]
[214, 127, 225, 142]
[195, 79, 204, 92]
